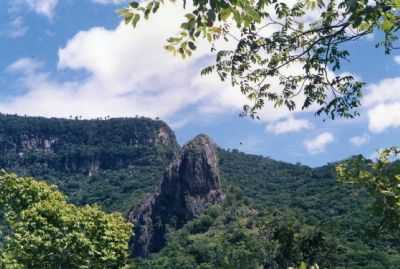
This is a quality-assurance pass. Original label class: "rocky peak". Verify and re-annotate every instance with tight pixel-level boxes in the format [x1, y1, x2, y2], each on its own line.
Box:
[128, 134, 224, 257]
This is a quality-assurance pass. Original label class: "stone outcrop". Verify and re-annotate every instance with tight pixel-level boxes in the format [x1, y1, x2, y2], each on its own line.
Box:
[0, 114, 178, 175]
[128, 134, 224, 257]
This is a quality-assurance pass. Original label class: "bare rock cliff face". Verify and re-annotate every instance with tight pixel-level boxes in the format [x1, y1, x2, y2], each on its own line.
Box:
[128, 134, 224, 257]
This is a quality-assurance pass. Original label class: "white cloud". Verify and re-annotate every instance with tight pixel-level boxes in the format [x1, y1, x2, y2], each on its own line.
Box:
[266, 117, 312, 134]
[368, 103, 400, 133]
[2, 3, 216, 120]
[2, 1, 327, 131]
[29, 0, 58, 18]
[5, 0, 58, 38]
[304, 132, 334, 154]
[26, 0, 58, 18]
[11, 0, 59, 18]
[349, 134, 369, 147]
[6, 58, 43, 74]
[363, 78, 400, 107]
[363, 77, 400, 133]
[394, 55, 400, 64]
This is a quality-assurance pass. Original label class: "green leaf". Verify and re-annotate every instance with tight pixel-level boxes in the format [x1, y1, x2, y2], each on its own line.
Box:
[117, 8, 132, 19]
[299, 261, 308, 269]
[220, 8, 232, 21]
[129, 2, 139, 8]
[382, 18, 394, 32]
[393, 0, 400, 8]
[188, 41, 197, 50]
[185, 13, 195, 20]
[132, 14, 140, 28]
[124, 12, 133, 24]
[153, 1, 160, 13]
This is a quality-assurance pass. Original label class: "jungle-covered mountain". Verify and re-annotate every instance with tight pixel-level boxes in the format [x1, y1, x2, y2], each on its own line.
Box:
[0, 113, 399, 268]
[0, 114, 178, 213]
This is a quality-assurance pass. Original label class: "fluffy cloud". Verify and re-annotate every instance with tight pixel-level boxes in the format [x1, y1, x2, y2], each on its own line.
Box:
[304, 132, 334, 154]
[266, 117, 312, 134]
[349, 134, 369, 147]
[363, 77, 400, 133]
[394, 55, 400, 64]
[2, 1, 315, 131]
[2, 3, 220, 120]
[368, 103, 400, 133]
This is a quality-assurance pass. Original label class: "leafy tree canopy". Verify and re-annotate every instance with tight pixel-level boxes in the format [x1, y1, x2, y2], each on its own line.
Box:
[0, 172, 133, 269]
[140, 197, 337, 269]
[120, 0, 400, 120]
[337, 148, 400, 235]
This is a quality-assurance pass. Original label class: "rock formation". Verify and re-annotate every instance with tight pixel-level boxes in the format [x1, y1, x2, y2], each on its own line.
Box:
[0, 114, 178, 175]
[128, 134, 224, 257]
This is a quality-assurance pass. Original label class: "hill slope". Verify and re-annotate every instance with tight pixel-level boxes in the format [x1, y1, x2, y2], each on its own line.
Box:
[0, 114, 399, 267]
[0, 114, 178, 212]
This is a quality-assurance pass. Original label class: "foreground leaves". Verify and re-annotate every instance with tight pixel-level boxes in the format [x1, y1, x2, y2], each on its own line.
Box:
[120, 0, 399, 119]
[0, 172, 133, 269]
[337, 147, 400, 234]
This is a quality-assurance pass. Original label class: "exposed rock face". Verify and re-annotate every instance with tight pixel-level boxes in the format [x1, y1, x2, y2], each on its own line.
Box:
[0, 114, 178, 175]
[128, 134, 224, 257]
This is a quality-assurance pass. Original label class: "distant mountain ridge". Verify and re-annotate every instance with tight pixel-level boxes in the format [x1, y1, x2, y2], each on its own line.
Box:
[0, 114, 399, 266]
[0, 114, 178, 173]
[0, 114, 178, 212]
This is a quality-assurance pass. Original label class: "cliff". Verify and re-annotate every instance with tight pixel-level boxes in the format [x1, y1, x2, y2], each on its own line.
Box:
[0, 114, 179, 213]
[129, 134, 224, 257]
[0, 114, 178, 174]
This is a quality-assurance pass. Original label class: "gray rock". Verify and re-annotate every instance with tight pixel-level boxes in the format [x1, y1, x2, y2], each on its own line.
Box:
[128, 134, 224, 257]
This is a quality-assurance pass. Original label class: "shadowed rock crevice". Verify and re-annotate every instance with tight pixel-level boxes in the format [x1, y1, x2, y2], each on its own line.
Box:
[128, 134, 224, 257]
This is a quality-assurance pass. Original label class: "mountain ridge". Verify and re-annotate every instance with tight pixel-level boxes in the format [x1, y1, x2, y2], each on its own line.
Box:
[0, 114, 178, 212]
[0, 114, 399, 267]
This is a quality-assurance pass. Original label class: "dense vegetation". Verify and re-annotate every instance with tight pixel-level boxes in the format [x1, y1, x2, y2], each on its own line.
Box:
[0, 172, 132, 269]
[0, 114, 178, 213]
[218, 150, 400, 268]
[337, 148, 400, 236]
[1, 114, 400, 268]
[139, 192, 339, 269]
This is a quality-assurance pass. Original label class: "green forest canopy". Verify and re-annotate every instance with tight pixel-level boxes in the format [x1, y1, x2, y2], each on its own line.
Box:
[0, 115, 400, 268]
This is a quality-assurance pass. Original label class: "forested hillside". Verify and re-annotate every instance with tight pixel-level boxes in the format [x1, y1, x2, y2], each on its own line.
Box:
[0, 114, 178, 212]
[1, 114, 399, 268]
[218, 150, 400, 267]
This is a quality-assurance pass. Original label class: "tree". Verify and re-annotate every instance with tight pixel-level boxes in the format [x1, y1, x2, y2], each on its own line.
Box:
[336, 147, 400, 234]
[0, 172, 133, 269]
[120, 0, 399, 119]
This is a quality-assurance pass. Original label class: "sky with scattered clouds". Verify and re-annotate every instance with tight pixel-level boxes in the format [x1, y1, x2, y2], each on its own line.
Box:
[1, 0, 399, 166]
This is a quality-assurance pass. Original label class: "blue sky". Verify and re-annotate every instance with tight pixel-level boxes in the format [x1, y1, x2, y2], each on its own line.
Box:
[1, 0, 399, 167]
